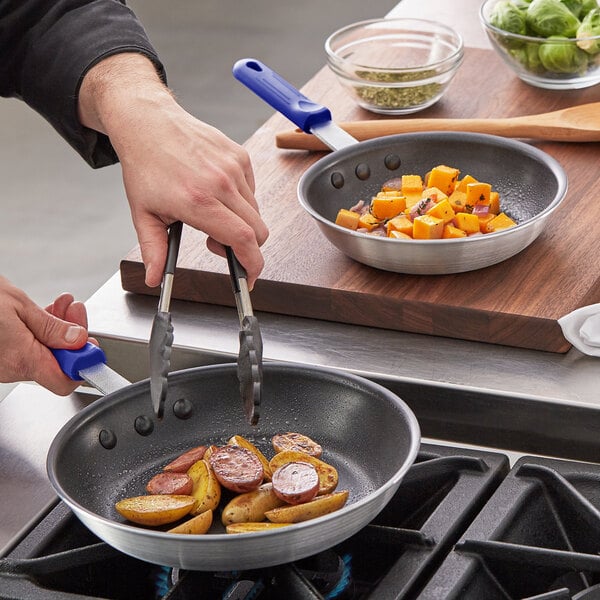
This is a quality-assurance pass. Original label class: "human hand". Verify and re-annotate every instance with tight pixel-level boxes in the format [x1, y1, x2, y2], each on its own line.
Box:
[78, 54, 269, 290]
[0, 277, 92, 395]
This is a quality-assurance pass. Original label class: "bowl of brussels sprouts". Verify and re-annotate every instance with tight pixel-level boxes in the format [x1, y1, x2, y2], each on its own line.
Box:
[480, 0, 600, 89]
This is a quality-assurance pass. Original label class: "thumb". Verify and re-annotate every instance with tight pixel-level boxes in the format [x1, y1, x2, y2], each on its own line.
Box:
[27, 307, 88, 350]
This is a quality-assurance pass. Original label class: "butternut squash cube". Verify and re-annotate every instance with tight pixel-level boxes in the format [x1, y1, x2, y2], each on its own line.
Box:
[401, 174, 423, 193]
[370, 194, 406, 220]
[454, 212, 480, 234]
[426, 198, 456, 224]
[404, 191, 425, 209]
[466, 182, 492, 207]
[335, 209, 360, 230]
[358, 213, 381, 232]
[421, 187, 448, 203]
[386, 214, 413, 237]
[442, 223, 467, 239]
[426, 165, 460, 196]
[413, 215, 444, 239]
[456, 174, 478, 193]
[477, 213, 496, 233]
[489, 191, 500, 215]
[484, 212, 517, 233]
[448, 190, 468, 213]
[388, 230, 412, 240]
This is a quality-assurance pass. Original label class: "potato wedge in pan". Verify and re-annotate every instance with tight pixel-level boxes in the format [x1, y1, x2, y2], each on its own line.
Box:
[265, 491, 349, 523]
[221, 482, 286, 526]
[168, 509, 213, 535]
[115, 495, 195, 526]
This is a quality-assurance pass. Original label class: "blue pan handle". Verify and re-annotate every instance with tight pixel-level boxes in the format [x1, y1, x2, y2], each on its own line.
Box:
[51, 342, 106, 381]
[232, 58, 332, 133]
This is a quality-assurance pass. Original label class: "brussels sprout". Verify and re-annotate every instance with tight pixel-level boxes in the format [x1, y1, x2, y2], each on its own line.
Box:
[538, 35, 590, 71]
[576, 7, 600, 53]
[560, 0, 584, 18]
[490, 0, 528, 33]
[580, 0, 600, 17]
[526, 0, 582, 37]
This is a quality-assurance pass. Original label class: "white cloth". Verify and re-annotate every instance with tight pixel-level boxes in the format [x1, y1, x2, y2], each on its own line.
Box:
[558, 304, 600, 357]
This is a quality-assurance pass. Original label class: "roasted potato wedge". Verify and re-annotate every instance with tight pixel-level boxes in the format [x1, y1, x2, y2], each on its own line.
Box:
[167, 509, 213, 534]
[115, 494, 195, 526]
[221, 482, 286, 525]
[226, 522, 293, 534]
[187, 458, 221, 515]
[269, 450, 338, 495]
[228, 434, 273, 480]
[271, 432, 322, 458]
[265, 490, 349, 523]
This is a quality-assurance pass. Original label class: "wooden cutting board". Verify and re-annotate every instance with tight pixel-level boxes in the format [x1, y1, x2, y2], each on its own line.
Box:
[121, 48, 600, 353]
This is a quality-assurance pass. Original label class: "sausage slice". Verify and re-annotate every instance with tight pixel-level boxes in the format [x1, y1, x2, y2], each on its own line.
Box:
[146, 472, 194, 496]
[272, 461, 319, 505]
[209, 445, 264, 493]
[163, 445, 207, 473]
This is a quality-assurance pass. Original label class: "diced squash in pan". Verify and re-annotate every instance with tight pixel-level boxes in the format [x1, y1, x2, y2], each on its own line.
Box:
[442, 223, 467, 239]
[386, 214, 413, 237]
[426, 164, 460, 196]
[357, 213, 381, 231]
[454, 212, 481, 234]
[456, 174, 478, 193]
[426, 198, 456, 224]
[466, 182, 492, 207]
[413, 215, 444, 239]
[484, 212, 517, 232]
[370, 193, 406, 220]
[335, 209, 360, 230]
[335, 164, 517, 243]
[389, 230, 412, 240]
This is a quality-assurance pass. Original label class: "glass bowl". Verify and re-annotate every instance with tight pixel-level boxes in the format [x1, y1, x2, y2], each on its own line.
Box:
[325, 18, 464, 115]
[480, 0, 600, 90]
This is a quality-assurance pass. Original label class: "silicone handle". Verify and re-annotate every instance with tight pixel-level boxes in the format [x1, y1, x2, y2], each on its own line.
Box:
[51, 342, 107, 381]
[233, 58, 332, 133]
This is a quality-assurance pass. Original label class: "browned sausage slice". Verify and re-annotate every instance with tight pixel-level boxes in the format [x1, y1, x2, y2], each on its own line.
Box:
[272, 432, 323, 458]
[271, 461, 319, 505]
[163, 445, 207, 473]
[146, 472, 194, 496]
[209, 445, 264, 493]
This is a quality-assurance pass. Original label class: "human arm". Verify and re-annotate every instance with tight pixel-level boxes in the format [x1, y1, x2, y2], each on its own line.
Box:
[77, 52, 269, 289]
[0, 277, 92, 395]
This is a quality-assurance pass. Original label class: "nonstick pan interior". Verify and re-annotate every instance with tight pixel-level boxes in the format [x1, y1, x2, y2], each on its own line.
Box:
[47, 362, 420, 570]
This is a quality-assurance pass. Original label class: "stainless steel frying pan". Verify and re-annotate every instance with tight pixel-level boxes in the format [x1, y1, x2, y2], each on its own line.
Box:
[233, 59, 568, 275]
[47, 356, 420, 571]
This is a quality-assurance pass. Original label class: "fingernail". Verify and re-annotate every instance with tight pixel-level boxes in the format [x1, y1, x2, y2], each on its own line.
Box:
[65, 325, 82, 343]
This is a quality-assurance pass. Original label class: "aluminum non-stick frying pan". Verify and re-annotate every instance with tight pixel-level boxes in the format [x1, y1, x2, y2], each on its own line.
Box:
[232, 59, 567, 275]
[47, 358, 420, 571]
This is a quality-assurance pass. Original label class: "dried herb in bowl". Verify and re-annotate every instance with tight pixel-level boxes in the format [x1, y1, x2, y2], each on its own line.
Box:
[355, 69, 442, 109]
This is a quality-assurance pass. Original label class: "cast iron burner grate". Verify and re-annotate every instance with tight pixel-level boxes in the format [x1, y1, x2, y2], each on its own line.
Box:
[0, 444, 509, 599]
[418, 456, 600, 599]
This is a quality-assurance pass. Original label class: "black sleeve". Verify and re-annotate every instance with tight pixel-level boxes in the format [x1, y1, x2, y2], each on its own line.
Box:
[0, 0, 166, 168]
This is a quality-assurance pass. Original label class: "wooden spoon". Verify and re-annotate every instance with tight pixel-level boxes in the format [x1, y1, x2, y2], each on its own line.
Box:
[275, 102, 600, 150]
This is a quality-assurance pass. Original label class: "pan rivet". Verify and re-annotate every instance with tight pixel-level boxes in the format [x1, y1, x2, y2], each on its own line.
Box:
[355, 163, 371, 180]
[134, 415, 154, 436]
[173, 398, 193, 420]
[384, 154, 401, 170]
[330, 172, 345, 189]
[98, 429, 117, 450]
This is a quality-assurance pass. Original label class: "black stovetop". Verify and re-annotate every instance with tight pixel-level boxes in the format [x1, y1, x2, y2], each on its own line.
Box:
[2, 443, 600, 600]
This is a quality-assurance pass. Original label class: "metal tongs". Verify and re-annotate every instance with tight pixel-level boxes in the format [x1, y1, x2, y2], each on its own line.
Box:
[226, 246, 263, 425]
[149, 221, 183, 419]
